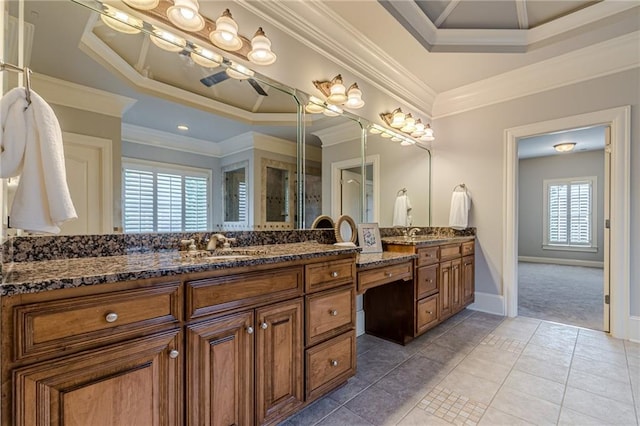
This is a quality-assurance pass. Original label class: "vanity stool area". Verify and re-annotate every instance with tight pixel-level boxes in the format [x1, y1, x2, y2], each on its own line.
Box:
[357, 237, 475, 345]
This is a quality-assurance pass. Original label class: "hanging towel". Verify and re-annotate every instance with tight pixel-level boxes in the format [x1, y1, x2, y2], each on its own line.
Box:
[1, 87, 77, 233]
[449, 191, 471, 230]
[392, 194, 412, 227]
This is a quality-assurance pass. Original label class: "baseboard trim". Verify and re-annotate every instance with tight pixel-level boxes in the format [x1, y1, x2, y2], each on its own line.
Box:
[628, 316, 640, 343]
[518, 256, 604, 268]
[356, 310, 365, 337]
[468, 292, 505, 316]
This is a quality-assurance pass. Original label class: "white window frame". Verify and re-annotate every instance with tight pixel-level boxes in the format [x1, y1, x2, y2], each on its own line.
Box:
[542, 176, 597, 252]
[122, 158, 212, 233]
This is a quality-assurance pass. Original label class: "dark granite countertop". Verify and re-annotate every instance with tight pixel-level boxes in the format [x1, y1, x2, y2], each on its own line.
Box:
[356, 251, 417, 268]
[0, 242, 358, 297]
[381, 236, 475, 246]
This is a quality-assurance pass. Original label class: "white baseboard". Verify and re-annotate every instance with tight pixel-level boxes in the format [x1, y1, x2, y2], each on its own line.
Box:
[518, 256, 604, 268]
[628, 316, 640, 343]
[356, 310, 365, 336]
[468, 292, 505, 316]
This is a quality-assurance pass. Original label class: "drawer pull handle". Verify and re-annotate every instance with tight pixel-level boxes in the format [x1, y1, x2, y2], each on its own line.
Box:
[329, 310, 338, 316]
[105, 312, 118, 323]
[331, 271, 339, 278]
[260, 322, 269, 330]
[246, 326, 254, 334]
[330, 359, 339, 367]
[385, 272, 393, 277]
[169, 349, 179, 359]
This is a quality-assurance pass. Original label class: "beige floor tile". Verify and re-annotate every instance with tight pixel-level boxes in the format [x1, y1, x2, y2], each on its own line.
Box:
[453, 355, 513, 384]
[489, 387, 561, 425]
[396, 407, 452, 426]
[567, 369, 634, 405]
[478, 407, 535, 426]
[574, 341, 629, 367]
[521, 342, 573, 366]
[557, 407, 610, 425]
[514, 354, 570, 384]
[535, 321, 579, 338]
[503, 369, 566, 405]
[437, 369, 501, 405]
[562, 386, 637, 425]
[571, 354, 631, 384]
[577, 331, 626, 353]
[528, 333, 576, 354]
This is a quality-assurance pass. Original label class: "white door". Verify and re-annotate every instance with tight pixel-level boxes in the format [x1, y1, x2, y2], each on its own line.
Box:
[603, 126, 611, 332]
[340, 169, 362, 221]
[60, 133, 113, 235]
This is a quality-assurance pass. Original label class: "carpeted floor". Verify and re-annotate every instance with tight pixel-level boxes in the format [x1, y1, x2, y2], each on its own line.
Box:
[518, 262, 604, 331]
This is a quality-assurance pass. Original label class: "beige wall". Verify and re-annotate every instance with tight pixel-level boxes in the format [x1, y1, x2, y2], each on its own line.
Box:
[431, 68, 639, 315]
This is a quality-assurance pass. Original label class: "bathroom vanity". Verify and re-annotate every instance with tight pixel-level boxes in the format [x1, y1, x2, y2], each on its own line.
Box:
[0, 241, 357, 426]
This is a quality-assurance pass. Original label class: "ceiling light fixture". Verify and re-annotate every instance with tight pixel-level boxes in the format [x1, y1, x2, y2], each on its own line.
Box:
[248, 27, 277, 66]
[150, 28, 187, 52]
[100, 6, 143, 34]
[121, 0, 159, 10]
[380, 108, 435, 142]
[167, 0, 204, 32]
[308, 74, 365, 112]
[191, 46, 223, 68]
[210, 9, 243, 51]
[554, 142, 576, 152]
[177, 124, 189, 131]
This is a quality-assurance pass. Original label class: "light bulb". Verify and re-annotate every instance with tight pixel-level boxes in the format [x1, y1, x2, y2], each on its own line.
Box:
[167, 0, 204, 32]
[345, 83, 364, 109]
[180, 8, 195, 19]
[391, 109, 405, 128]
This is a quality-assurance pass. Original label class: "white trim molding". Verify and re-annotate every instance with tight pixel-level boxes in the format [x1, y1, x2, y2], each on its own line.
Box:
[518, 256, 604, 269]
[313, 121, 363, 148]
[504, 106, 631, 339]
[629, 316, 640, 343]
[468, 292, 505, 316]
[122, 123, 221, 157]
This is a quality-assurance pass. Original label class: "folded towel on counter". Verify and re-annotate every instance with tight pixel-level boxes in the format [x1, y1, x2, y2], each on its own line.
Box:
[392, 194, 412, 227]
[0, 87, 77, 233]
[449, 191, 471, 230]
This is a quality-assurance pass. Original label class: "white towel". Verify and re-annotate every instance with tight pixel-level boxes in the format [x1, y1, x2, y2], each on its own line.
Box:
[449, 191, 470, 230]
[1, 87, 77, 233]
[392, 194, 412, 227]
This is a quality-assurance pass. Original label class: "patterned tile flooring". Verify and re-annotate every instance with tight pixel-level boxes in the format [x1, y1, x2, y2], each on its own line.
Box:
[280, 310, 640, 425]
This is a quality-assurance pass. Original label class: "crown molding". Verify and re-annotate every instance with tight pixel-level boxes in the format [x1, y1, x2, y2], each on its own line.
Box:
[235, 0, 437, 116]
[217, 132, 255, 157]
[30, 73, 136, 117]
[122, 123, 221, 157]
[313, 121, 363, 148]
[432, 32, 640, 119]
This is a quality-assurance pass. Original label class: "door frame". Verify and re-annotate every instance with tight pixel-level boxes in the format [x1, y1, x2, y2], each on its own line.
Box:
[331, 155, 380, 221]
[503, 106, 630, 339]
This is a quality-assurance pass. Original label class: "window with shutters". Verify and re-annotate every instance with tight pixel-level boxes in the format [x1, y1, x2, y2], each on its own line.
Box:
[543, 176, 597, 251]
[122, 158, 211, 233]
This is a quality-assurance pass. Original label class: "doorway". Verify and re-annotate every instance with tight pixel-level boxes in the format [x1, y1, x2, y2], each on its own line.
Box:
[503, 106, 630, 339]
[516, 125, 607, 330]
[331, 155, 380, 223]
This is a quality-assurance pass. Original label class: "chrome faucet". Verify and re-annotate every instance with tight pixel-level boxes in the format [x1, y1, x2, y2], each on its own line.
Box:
[206, 233, 237, 250]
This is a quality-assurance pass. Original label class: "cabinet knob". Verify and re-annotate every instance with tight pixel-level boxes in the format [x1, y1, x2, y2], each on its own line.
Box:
[260, 322, 268, 330]
[246, 326, 254, 334]
[105, 312, 118, 323]
[330, 271, 339, 278]
[427, 279, 433, 283]
[169, 349, 179, 359]
[329, 309, 338, 316]
[427, 311, 433, 315]
[385, 272, 393, 277]
[330, 359, 339, 367]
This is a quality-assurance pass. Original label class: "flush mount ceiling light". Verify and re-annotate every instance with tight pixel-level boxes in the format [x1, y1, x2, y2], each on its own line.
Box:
[554, 142, 576, 152]
[122, 0, 159, 10]
[177, 124, 189, 131]
[225, 62, 255, 80]
[247, 27, 277, 66]
[309, 74, 365, 112]
[210, 9, 243, 51]
[191, 45, 223, 68]
[100, 6, 143, 34]
[167, 0, 205, 32]
[380, 108, 435, 142]
[150, 28, 187, 52]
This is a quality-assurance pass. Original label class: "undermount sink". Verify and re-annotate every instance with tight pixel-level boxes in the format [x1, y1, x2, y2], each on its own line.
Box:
[181, 248, 267, 261]
[202, 254, 253, 260]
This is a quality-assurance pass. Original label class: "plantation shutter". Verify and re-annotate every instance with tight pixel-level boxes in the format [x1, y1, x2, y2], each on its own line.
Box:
[548, 184, 568, 244]
[123, 169, 155, 233]
[545, 177, 595, 248]
[238, 182, 247, 222]
[569, 182, 591, 245]
[185, 176, 209, 231]
[157, 173, 183, 232]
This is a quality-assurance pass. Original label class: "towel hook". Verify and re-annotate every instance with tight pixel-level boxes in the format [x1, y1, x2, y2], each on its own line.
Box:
[397, 187, 407, 196]
[453, 183, 467, 193]
[24, 68, 32, 107]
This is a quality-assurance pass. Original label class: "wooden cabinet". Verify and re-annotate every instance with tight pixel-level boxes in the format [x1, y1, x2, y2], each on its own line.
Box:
[462, 255, 475, 305]
[416, 294, 439, 334]
[439, 260, 453, 319]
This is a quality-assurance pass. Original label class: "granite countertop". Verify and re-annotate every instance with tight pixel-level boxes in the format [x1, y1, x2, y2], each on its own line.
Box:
[356, 251, 417, 268]
[381, 235, 475, 246]
[1, 242, 359, 297]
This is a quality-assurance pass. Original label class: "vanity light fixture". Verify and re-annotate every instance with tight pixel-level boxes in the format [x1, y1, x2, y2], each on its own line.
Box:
[554, 142, 576, 152]
[210, 9, 243, 51]
[305, 96, 326, 114]
[380, 108, 435, 142]
[191, 46, 223, 68]
[100, 6, 143, 34]
[311, 74, 365, 110]
[122, 0, 159, 10]
[150, 28, 187, 52]
[225, 62, 254, 80]
[167, 0, 205, 32]
[323, 104, 343, 117]
[248, 28, 277, 66]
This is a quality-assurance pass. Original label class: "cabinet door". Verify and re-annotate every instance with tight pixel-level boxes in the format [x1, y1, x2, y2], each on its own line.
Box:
[13, 329, 182, 426]
[256, 298, 304, 425]
[439, 261, 452, 319]
[187, 311, 254, 426]
[462, 255, 475, 305]
[451, 258, 462, 313]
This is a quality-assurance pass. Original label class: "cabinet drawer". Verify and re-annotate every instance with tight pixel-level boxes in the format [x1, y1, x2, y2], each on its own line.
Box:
[439, 244, 462, 261]
[187, 267, 303, 319]
[14, 282, 181, 361]
[416, 294, 439, 335]
[306, 286, 354, 346]
[462, 241, 475, 256]
[416, 247, 439, 267]
[305, 331, 356, 401]
[357, 261, 413, 294]
[416, 264, 438, 299]
[305, 258, 355, 293]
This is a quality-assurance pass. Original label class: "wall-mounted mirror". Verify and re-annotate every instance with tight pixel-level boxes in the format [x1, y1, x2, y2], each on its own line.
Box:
[223, 162, 248, 226]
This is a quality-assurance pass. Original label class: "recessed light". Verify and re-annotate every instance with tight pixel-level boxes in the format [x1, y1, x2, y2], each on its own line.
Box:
[553, 142, 576, 152]
[177, 125, 189, 131]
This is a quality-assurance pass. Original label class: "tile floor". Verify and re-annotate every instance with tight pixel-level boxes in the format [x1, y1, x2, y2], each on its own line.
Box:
[280, 310, 640, 426]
